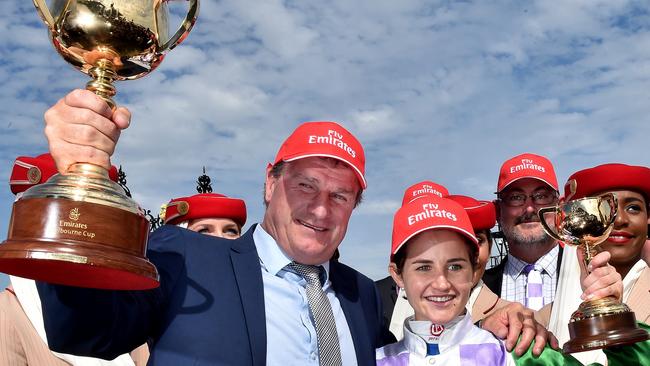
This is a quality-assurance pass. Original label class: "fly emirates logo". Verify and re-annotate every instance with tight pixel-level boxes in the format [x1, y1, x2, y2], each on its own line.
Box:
[510, 158, 545, 173]
[411, 184, 444, 198]
[408, 202, 457, 225]
[308, 129, 356, 158]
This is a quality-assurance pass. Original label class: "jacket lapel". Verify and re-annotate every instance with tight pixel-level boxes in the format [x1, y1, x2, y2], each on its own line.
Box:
[230, 225, 267, 366]
[482, 258, 507, 296]
[330, 261, 373, 366]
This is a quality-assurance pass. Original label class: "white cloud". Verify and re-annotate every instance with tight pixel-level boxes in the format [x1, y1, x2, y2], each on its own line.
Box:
[349, 106, 402, 138]
[228, 0, 318, 59]
[355, 199, 401, 216]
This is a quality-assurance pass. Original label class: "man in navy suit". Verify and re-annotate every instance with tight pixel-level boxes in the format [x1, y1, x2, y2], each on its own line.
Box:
[35, 90, 552, 365]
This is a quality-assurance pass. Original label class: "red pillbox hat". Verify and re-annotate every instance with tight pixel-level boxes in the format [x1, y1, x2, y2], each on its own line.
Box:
[164, 193, 247, 227]
[564, 163, 650, 202]
[10, 153, 118, 194]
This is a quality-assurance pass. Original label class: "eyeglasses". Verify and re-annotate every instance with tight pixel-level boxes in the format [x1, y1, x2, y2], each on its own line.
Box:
[499, 191, 558, 207]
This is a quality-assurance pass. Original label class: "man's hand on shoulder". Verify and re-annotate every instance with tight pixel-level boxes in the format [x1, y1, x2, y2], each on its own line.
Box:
[480, 302, 558, 356]
[44, 89, 131, 173]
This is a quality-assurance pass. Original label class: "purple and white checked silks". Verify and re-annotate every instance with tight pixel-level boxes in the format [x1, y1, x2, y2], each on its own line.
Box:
[524, 264, 544, 311]
[376, 314, 515, 366]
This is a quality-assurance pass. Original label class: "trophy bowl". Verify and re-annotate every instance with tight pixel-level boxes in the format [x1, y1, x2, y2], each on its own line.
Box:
[0, 0, 199, 290]
[539, 193, 650, 353]
[33, 0, 200, 108]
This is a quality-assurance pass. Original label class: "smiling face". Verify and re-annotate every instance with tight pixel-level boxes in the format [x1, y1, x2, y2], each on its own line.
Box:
[187, 217, 241, 239]
[498, 178, 558, 248]
[390, 230, 475, 324]
[261, 157, 360, 265]
[600, 190, 648, 276]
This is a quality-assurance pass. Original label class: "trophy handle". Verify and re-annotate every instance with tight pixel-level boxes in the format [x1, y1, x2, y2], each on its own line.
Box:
[32, 0, 56, 29]
[599, 193, 618, 223]
[538, 207, 565, 242]
[160, 0, 200, 54]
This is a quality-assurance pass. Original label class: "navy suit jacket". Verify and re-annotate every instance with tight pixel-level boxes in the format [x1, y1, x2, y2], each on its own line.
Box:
[375, 276, 398, 327]
[37, 225, 392, 365]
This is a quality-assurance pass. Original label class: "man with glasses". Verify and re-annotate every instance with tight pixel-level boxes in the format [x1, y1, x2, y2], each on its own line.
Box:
[483, 153, 563, 310]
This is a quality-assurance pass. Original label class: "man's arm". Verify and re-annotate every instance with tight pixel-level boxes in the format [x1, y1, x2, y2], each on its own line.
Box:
[36, 89, 157, 359]
[37, 283, 159, 359]
[37, 227, 185, 359]
[480, 301, 558, 356]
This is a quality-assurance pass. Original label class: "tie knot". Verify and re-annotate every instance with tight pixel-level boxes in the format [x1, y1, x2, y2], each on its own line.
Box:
[523, 263, 542, 275]
[289, 262, 323, 285]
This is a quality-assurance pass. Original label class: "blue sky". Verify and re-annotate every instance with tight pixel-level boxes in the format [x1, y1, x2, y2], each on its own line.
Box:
[2, 1, 650, 289]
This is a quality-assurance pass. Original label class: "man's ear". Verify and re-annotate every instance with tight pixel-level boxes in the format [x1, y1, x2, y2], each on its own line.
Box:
[389, 263, 405, 289]
[264, 163, 277, 204]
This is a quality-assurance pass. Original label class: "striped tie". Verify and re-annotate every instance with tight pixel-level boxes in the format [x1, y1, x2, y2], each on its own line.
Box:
[290, 262, 342, 365]
[524, 264, 544, 311]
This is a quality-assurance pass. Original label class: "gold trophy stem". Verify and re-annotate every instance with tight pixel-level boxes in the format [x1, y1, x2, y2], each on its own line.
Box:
[583, 243, 597, 265]
[573, 242, 629, 320]
[581, 243, 598, 279]
[67, 162, 109, 178]
[86, 59, 117, 109]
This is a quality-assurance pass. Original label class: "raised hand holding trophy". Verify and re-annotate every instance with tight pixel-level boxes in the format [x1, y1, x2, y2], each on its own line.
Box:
[539, 193, 650, 353]
[0, 0, 199, 290]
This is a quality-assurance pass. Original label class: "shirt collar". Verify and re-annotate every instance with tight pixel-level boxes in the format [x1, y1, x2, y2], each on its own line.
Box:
[402, 314, 473, 356]
[506, 244, 559, 277]
[253, 224, 330, 280]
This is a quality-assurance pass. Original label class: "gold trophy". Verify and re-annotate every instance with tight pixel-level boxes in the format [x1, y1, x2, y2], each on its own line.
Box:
[539, 193, 650, 353]
[0, 0, 199, 290]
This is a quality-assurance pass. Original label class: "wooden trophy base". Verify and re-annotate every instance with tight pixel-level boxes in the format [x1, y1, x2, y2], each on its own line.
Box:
[0, 197, 159, 290]
[564, 310, 650, 353]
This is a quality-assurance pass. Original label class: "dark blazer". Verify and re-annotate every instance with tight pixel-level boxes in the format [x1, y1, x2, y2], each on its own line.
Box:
[482, 245, 564, 297]
[375, 275, 398, 327]
[37, 225, 393, 365]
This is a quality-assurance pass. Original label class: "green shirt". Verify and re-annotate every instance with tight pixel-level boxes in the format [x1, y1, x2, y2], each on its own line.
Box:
[512, 322, 650, 365]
